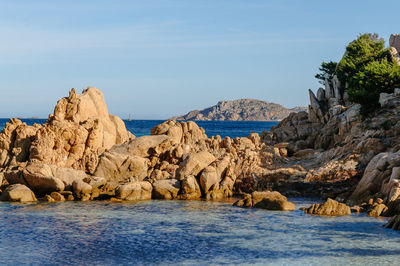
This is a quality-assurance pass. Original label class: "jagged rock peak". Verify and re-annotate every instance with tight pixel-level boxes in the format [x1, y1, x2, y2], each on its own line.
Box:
[0, 87, 133, 173]
[49, 87, 133, 149]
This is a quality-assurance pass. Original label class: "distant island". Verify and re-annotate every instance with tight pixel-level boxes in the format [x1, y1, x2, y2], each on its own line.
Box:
[171, 99, 306, 121]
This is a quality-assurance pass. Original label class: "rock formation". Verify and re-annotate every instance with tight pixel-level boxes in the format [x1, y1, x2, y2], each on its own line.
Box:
[0, 91, 279, 203]
[302, 198, 351, 216]
[0, 184, 37, 203]
[0, 87, 132, 173]
[1, 33, 400, 233]
[233, 191, 295, 211]
[172, 99, 306, 121]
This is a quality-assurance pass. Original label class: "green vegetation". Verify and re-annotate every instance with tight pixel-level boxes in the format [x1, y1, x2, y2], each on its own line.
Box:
[316, 33, 400, 115]
[315, 61, 338, 84]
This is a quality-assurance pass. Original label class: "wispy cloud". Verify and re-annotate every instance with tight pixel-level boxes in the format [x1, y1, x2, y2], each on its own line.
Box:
[0, 23, 342, 62]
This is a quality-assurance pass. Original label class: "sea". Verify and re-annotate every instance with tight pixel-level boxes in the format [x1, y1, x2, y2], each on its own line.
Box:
[0, 118, 400, 265]
[0, 119, 278, 139]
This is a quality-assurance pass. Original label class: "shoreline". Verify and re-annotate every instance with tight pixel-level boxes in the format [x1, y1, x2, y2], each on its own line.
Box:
[0, 87, 399, 231]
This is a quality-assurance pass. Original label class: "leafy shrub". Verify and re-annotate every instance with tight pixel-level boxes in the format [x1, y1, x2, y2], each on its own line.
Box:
[336, 33, 400, 115]
[315, 61, 338, 84]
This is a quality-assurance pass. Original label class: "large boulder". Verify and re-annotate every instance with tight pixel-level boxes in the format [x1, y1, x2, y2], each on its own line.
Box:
[22, 164, 65, 193]
[350, 151, 400, 203]
[107, 135, 172, 158]
[176, 151, 216, 180]
[4, 163, 89, 194]
[72, 180, 92, 201]
[198, 156, 234, 200]
[178, 175, 201, 200]
[199, 166, 219, 193]
[303, 198, 351, 216]
[152, 179, 181, 200]
[234, 191, 295, 211]
[150, 120, 184, 145]
[151, 120, 207, 146]
[0, 184, 37, 202]
[94, 152, 149, 183]
[115, 181, 152, 201]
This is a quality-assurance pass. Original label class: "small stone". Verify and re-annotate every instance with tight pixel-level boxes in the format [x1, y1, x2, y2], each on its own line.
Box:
[43, 195, 55, 202]
[110, 197, 123, 202]
[50, 192, 65, 201]
[368, 198, 374, 205]
[351, 206, 361, 213]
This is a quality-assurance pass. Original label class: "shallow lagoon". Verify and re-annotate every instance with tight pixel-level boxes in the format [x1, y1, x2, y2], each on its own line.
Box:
[0, 199, 399, 265]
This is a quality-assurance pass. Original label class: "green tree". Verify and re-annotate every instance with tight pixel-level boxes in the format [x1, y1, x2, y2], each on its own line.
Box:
[315, 61, 338, 84]
[335, 33, 400, 115]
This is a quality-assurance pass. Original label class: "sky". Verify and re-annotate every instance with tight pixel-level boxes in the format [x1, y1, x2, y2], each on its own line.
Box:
[0, 0, 399, 119]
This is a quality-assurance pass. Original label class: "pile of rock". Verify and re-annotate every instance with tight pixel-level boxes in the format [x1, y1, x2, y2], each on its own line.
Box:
[0, 87, 278, 203]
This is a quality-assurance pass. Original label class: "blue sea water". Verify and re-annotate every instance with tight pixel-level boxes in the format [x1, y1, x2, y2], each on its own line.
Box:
[0, 119, 278, 139]
[0, 199, 399, 265]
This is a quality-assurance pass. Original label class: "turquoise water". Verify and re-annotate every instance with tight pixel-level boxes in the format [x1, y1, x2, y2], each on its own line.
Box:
[0, 119, 278, 138]
[0, 199, 399, 265]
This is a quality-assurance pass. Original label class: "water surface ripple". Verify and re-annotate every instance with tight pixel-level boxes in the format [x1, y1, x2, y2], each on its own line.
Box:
[0, 199, 399, 265]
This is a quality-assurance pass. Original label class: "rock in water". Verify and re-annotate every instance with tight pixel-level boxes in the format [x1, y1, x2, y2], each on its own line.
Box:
[152, 179, 181, 200]
[233, 191, 295, 211]
[115, 181, 152, 201]
[385, 215, 400, 231]
[0, 184, 37, 203]
[303, 198, 351, 216]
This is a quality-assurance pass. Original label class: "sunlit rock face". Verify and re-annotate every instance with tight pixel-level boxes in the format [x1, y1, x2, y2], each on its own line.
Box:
[0, 87, 133, 173]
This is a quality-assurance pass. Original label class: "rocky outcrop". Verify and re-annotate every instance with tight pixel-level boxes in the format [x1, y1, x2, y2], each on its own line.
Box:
[0, 87, 133, 173]
[303, 198, 351, 216]
[172, 99, 306, 121]
[350, 151, 400, 204]
[261, 60, 400, 201]
[233, 191, 295, 211]
[0, 184, 37, 202]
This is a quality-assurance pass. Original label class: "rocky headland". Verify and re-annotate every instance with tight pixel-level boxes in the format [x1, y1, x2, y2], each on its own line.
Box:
[1, 33, 400, 232]
[172, 99, 306, 121]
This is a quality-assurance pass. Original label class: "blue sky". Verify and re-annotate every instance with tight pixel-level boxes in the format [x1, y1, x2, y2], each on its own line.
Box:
[0, 0, 399, 119]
